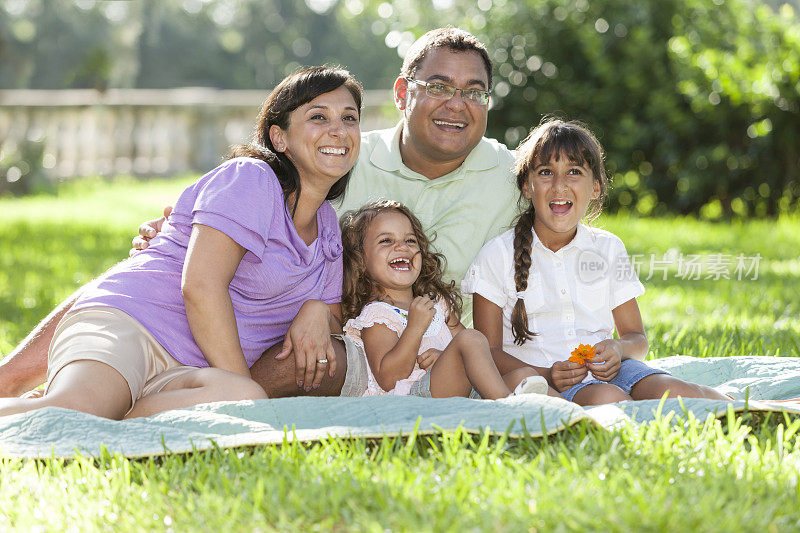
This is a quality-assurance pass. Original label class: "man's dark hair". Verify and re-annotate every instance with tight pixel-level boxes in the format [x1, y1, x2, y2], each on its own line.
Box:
[400, 27, 493, 88]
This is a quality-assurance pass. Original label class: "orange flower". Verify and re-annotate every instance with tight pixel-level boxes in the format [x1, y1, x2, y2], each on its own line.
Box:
[568, 344, 596, 364]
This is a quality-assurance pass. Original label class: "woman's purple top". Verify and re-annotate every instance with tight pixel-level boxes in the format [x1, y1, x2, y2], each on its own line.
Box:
[73, 157, 344, 368]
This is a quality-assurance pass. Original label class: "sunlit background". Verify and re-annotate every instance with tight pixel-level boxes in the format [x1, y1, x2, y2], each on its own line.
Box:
[1, 0, 799, 217]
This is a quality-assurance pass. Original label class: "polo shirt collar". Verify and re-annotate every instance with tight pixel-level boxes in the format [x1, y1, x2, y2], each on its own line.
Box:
[369, 121, 500, 179]
[531, 223, 595, 253]
[569, 224, 596, 251]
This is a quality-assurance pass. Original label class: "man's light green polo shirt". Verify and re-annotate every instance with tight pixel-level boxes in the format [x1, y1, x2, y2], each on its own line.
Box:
[335, 122, 520, 325]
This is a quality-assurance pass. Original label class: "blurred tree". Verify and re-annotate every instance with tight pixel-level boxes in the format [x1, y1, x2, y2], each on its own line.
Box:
[363, 0, 800, 217]
[1, 0, 797, 215]
[669, 0, 800, 216]
[0, 0, 401, 90]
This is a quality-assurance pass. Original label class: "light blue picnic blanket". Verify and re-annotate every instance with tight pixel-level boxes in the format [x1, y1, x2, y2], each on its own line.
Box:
[0, 356, 798, 458]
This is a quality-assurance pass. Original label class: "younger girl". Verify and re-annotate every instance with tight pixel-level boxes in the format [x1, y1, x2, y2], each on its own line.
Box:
[340, 201, 547, 399]
[464, 118, 729, 406]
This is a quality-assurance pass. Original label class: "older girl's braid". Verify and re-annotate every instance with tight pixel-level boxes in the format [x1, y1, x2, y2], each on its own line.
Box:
[511, 206, 537, 345]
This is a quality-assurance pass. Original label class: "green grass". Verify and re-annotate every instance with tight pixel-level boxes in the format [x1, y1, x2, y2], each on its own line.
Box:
[1, 178, 799, 531]
[600, 215, 800, 358]
[1, 415, 799, 531]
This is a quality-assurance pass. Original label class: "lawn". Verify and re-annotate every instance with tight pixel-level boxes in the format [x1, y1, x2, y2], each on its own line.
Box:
[1, 178, 799, 531]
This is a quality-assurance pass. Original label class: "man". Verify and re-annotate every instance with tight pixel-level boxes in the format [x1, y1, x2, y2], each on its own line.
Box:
[0, 27, 519, 399]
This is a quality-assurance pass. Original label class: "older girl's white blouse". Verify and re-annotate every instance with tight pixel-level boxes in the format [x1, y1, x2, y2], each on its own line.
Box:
[461, 224, 644, 368]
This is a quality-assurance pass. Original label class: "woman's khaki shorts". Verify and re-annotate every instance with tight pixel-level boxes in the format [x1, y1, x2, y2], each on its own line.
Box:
[46, 306, 197, 407]
[47, 308, 371, 405]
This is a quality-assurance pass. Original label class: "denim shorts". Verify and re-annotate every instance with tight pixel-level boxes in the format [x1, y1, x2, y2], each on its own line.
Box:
[561, 359, 669, 402]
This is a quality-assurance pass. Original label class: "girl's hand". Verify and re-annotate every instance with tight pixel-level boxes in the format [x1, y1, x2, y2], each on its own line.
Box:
[275, 300, 337, 391]
[406, 296, 435, 335]
[550, 360, 588, 392]
[587, 340, 622, 381]
[416, 348, 441, 371]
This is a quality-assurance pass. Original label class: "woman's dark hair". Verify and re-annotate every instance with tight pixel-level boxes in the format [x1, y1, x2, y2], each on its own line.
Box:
[230, 65, 363, 213]
[340, 200, 462, 323]
[510, 117, 608, 345]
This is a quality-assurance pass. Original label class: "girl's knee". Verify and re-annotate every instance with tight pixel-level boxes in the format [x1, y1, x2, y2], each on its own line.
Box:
[453, 328, 488, 347]
[574, 384, 631, 405]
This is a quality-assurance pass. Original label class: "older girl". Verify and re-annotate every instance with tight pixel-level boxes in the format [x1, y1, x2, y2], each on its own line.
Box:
[465, 118, 729, 405]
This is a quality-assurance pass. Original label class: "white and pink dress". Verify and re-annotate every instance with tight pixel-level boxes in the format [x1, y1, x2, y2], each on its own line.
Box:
[344, 300, 453, 396]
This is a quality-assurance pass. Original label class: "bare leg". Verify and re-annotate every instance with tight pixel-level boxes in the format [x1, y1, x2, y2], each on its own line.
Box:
[249, 338, 347, 398]
[502, 367, 538, 390]
[572, 383, 633, 406]
[630, 374, 730, 401]
[0, 360, 131, 419]
[428, 329, 512, 399]
[125, 368, 268, 419]
[0, 291, 80, 397]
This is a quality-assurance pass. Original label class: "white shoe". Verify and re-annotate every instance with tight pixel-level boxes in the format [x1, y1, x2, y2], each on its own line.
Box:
[512, 375, 548, 396]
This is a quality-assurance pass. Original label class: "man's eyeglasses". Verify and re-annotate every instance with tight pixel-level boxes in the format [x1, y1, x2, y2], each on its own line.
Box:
[404, 78, 491, 106]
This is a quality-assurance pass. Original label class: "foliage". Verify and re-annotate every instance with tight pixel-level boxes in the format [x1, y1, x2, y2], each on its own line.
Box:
[0, 0, 401, 90]
[668, 1, 800, 217]
[2, 0, 798, 214]
[0, 137, 50, 196]
[371, 0, 800, 217]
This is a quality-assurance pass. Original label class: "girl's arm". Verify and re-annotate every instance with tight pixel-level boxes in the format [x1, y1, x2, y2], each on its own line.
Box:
[182, 224, 250, 377]
[416, 304, 466, 372]
[610, 297, 649, 360]
[587, 297, 649, 381]
[361, 296, 434, 391]
[472, 294, 554, 381]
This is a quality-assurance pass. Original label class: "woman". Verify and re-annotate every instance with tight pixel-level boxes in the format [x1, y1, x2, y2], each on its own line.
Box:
[0, 66, 362, 419]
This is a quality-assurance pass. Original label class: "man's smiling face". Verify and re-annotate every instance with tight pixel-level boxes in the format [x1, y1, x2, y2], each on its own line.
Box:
[397, 48, 489, 170]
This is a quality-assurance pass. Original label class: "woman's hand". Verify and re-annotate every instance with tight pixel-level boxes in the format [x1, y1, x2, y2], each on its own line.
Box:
[130, 205, 173, 256]
[275, 300, 337, 391]
[550, 360, 588, 392]
[587, 340, 623, 381]
[406, 296, 435, 335]
[416, 348, 441, 371]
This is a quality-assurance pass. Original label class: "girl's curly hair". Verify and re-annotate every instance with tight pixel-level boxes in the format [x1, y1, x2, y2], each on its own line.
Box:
[340, 200, 462, 322]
